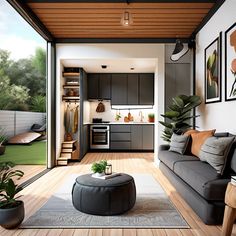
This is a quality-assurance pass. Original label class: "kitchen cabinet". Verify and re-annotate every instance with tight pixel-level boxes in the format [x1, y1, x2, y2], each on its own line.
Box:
[127, 74, 139, 105]
[88, 73, 111, 100]
[111, 74, 128, 105]
[110, 124, 154, 151]
[139, 73, 154, 105]
[131, 125, 154, 150]
[88, 74, 99, 99]
[100, 74, 111, 99]
[88, 73, 154, 105]
[131, 125, 142, 149]
[142, 125, 154, 150]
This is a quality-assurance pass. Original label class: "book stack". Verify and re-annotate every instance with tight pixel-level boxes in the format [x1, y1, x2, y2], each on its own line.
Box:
[92, 173, 121, 180]
[57, 140, 78, 166]
[231, 176, 236, 186]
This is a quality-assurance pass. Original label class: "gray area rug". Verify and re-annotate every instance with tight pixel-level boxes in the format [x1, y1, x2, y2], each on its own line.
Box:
[21, 174, 189, 228]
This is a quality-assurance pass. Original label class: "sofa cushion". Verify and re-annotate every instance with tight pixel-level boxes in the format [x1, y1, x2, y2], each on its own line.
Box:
[158, 150, 199, 171]
[199, 136, 235, 175]
[173, 161, 230, 201]
[189, 130, 216, 157]
[169, 133, 190, 154]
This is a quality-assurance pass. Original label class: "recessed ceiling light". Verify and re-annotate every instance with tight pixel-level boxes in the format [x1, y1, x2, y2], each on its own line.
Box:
[130, 67, 135, 70]
[121, 11, 132, 26]
[101, 65, 107, 69]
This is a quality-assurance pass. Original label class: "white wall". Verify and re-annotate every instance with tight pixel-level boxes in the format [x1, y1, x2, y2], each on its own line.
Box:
[56, 44, 165, 160]
[196, 0, 236, 134]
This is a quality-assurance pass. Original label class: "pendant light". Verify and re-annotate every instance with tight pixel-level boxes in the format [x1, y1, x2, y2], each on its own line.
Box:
[170, 39, 189, 62]
[121, 10, 132, 26]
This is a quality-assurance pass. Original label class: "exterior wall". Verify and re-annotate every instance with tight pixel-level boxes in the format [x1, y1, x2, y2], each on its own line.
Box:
[0, 110, 45, 138]
[195, 0, 236, 134]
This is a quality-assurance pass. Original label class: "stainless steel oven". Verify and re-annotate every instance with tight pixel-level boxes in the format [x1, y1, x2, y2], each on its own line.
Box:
[90, 125, 110, 149]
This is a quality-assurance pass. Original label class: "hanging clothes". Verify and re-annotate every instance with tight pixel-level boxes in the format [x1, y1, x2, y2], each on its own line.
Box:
[64, 104, 71, 133]
[73, 106, 79, 133]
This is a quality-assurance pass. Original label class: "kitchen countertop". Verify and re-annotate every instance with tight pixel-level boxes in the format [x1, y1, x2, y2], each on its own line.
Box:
[85, 122, 155, 125]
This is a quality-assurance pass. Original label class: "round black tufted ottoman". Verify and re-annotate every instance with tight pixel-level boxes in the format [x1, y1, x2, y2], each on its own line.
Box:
[72, 173, 136, 216]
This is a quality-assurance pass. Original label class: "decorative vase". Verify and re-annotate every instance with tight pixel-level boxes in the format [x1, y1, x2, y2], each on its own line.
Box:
[0, 201, 24, 229]
[0, 146, 6, 155]
[65, 133, 73, 141]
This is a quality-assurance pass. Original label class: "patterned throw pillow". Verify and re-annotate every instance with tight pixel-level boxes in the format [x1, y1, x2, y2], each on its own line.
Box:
[199, 136, 235, 175]
[169, 133, 190, 155]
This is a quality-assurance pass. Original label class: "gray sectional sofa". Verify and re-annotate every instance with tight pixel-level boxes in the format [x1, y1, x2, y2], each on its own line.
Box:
[158, 133, 236, 225]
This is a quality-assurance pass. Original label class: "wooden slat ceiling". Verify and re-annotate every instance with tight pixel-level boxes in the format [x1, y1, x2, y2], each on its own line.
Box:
[27, 2, 215, 39]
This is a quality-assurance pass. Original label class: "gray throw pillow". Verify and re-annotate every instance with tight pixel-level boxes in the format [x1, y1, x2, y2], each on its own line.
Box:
[169, 133, 190, 155]
[199, 136, 235, 175]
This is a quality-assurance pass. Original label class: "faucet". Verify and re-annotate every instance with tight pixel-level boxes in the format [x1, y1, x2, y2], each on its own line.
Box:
[139, 111, 144, 122]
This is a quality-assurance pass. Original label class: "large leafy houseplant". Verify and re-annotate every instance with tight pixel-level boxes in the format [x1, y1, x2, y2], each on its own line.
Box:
[159, 95, 201, 142]
[0, 162, 25, 229]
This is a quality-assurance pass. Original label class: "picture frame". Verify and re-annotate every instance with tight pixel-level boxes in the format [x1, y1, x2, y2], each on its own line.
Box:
[225, 22, 236, 101]
[204, 33, 222, 104]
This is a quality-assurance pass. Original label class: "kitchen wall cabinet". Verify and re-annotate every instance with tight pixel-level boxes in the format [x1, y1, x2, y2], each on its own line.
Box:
[127, 74, 139, 105]
[111, 74, 128, 105]
[110, 124, 154, 151]
[139, 73, 154, 105]
[88, 73, 154, 105]
[88, 73, 111, 100]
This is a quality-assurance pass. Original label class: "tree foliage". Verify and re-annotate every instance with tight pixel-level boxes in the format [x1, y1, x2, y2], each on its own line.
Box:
[0, 48, 46, 111]
[159, 95, 202, 142]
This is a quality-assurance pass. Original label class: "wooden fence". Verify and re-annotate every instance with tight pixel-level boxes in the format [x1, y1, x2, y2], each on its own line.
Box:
[0, 110, 46, 138]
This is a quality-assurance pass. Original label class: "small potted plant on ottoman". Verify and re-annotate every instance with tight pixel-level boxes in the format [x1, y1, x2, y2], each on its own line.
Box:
[0, 162, 24, 229]
[91, 160, 107, 177]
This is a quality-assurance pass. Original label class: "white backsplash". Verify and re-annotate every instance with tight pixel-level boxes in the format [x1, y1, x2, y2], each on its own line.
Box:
[89, 100, 155, 122]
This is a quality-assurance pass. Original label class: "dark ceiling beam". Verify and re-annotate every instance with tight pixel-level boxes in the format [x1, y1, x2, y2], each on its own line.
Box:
[6, 0, 54, 42]
[24, 0, 216, 3]
[55, 38, 189, 44]
[193, 0, 225, 36]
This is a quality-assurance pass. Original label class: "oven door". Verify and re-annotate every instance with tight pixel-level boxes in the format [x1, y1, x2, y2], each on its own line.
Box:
[90, 126, 110, 149]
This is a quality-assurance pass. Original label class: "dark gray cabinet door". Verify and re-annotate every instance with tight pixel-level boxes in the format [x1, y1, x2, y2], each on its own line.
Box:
[142, 125, 154, 150]
[131, 125, 142, 149]
[88, 74, 99, 99]
[99, 73, 111, 99]
[139, 74, 154, 105]
[111, 74, 127, 105]
[127, 74, 139, 105]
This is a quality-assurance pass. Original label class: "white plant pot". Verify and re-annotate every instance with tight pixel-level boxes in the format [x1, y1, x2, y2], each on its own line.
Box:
[94, 172, 104, 177]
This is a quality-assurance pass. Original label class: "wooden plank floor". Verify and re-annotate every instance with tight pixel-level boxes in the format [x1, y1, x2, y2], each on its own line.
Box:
[14, 165, 46, 185]
[1, 152, 235, 236]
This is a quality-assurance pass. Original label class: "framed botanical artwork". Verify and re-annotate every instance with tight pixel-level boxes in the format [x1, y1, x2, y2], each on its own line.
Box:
[204, 33, 222, 104]
[225, 22, 236, 101]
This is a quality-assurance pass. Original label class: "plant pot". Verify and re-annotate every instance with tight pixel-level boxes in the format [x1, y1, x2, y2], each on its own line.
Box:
[0, 201, 24, 229]
[148, 117, 155, 123]
[94, 172, 104, 177]
[0, 146, 6, 155]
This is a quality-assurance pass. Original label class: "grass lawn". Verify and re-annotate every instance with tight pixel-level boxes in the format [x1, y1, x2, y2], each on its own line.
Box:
[0, 141, 46, 165]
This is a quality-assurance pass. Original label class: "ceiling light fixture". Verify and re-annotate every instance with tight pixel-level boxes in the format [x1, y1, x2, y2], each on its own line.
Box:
[121, 11, 132, 26]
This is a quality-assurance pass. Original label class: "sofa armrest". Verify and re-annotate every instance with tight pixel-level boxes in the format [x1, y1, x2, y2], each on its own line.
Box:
[159, 144, 170, 151]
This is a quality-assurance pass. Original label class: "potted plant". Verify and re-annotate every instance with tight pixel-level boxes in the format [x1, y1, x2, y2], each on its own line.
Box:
[0, 162, 24, 229]
[91, 160, 107, 177]
[0, 127, 7, 155]
[148, 113, 155, 123]
[159, 95, 201, 142]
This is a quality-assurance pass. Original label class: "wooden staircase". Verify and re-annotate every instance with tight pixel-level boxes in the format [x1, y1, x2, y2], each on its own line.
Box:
[57, 140, 78, 166]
